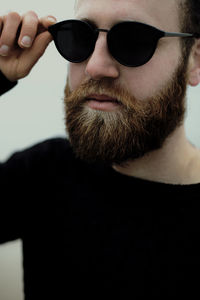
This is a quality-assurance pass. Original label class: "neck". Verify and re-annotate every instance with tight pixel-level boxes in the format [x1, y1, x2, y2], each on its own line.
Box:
[113, 125, 200, 185]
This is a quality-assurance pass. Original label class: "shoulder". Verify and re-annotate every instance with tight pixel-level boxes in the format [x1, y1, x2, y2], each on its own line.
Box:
[2, 137, 75, 175]
[24, 137, 73, 157]
[1, 137, 112, 183]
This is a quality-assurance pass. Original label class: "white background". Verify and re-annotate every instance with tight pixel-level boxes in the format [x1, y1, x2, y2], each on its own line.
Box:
[1, 1, 200, 300]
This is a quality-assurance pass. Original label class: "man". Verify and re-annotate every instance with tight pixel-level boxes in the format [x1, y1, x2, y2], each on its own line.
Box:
[0, 0, 200, 298]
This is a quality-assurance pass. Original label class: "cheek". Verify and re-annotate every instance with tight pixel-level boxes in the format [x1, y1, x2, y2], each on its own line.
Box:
[119, 67, 163, 101]
[68, 63, 87, 91]
[122, 46, 181, 100]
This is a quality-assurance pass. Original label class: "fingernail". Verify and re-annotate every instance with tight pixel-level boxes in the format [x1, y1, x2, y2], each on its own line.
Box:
[0, 45, 10, 56]
[47, 16, 57, 23]
[21, 36, 32, 47]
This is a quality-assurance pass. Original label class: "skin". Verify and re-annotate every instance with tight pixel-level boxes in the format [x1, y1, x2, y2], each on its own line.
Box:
[1, 1, 200, 184]
[0, 11, 57, 81]
[69, 0, 200, 184]
[70, 0, 183, 100]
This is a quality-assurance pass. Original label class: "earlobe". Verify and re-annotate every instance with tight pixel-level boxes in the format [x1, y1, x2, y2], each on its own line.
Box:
[188, 69, 200, 87]
[188, 39, 200, 87]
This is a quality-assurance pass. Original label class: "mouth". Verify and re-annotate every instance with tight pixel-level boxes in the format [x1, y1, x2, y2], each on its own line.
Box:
[85, 94, 121, 112]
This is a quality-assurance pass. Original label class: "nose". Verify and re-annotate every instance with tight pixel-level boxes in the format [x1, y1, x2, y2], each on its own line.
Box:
[85, 32, 120, 80]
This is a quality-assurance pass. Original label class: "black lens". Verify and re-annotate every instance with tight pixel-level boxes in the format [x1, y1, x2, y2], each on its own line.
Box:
[108, 22, 163, 67]
[50, 20, 97, 63]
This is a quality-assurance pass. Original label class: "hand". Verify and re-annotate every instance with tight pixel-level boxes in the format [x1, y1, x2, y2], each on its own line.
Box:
[0, 11, 57, 82]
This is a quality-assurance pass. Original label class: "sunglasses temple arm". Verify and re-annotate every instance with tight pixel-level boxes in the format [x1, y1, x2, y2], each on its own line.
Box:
[164, 32, 200, 38]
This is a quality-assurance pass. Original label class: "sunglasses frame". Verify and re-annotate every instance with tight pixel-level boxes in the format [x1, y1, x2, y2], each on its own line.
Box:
[48, 19, 200, 67]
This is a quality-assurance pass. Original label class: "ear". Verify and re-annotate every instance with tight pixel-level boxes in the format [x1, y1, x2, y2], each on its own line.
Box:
[188, 39, 200, 87]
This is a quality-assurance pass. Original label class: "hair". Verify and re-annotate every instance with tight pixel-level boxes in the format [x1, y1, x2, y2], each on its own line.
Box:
[179, 0, 200, 58]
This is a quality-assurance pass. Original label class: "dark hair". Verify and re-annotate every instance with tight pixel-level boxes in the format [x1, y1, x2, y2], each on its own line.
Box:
[180, 0, 200, 57]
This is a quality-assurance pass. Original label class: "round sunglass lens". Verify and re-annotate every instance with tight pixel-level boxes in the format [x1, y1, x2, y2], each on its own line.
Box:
[55, 20, 96, 63]
[108, 22, 159, 67]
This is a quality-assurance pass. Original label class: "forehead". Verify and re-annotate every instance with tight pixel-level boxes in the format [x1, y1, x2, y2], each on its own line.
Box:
[75, 0, 180, 31]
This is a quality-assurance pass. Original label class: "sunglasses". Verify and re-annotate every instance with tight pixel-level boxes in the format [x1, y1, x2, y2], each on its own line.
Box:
[48, 19, 199, 67]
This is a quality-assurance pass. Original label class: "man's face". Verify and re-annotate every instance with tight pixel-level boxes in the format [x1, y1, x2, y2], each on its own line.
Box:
[64, 0, 190, 164]
[70, 0, 182, 98]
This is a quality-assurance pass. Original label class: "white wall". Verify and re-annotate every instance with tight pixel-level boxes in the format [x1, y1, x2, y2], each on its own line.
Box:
[0, 1, 75, 300]
[1, 1, 200, 300]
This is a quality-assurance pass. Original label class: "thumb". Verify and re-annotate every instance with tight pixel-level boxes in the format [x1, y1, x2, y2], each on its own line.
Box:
[40, 15, 57, 29]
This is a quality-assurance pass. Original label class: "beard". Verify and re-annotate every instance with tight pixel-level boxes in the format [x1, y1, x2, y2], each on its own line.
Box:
[64, 60, 188, 165]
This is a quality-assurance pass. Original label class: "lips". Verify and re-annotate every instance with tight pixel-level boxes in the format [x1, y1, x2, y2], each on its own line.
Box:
[86, 94, 120, 103]
[85, 94, 121, 112]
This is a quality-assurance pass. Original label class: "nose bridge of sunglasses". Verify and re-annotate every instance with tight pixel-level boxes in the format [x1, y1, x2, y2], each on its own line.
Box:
[96, 28, 109, 33]
[93, 28, 110, 44]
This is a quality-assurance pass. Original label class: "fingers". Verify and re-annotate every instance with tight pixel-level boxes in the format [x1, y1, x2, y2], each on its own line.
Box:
[0, 11, 57, 56]
[0, 11, 57, 81]
[0, 12, 21, 56]
[17, 14, 57, 75]
[18, 13, 57, 47]
[17, 31, 55, 78]
[18, 11, 39, 48]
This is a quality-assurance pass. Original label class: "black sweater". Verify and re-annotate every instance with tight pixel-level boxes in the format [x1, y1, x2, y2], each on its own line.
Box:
[0, 70, 18, 96]
[1, 71, 200, 299]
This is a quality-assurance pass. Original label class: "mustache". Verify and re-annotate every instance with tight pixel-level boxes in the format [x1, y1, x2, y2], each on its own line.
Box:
[64, 78, 139, 110]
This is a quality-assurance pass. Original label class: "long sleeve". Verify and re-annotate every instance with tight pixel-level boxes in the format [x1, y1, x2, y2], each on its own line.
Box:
[0, 70, 18, 96]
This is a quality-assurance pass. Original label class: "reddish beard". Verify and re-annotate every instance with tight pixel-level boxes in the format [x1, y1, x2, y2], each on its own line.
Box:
[64, 62, 188, 165]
